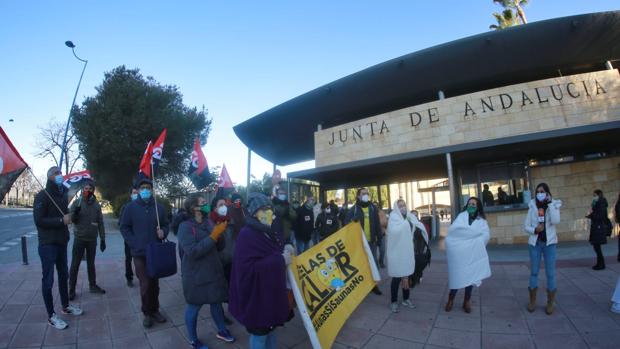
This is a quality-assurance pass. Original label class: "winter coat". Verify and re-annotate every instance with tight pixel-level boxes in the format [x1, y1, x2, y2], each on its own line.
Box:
[70, 195, 104, 242]
[120, 197, 169, 257]
[315, 211, 340, 240]
[446, 211, 491, 290]
[170, 209, 189, 236]
[345, 202, 382, 244]
[386, 202, 427, 278]
[272, 198, 297, 242]
[229, 206, 247, 240]
[524, 199, 562, 246]
[177, 218, 228, 305]
[587, 198, 609, 245]
[33, 180, 70, 246]
[295, 205, 315, 242]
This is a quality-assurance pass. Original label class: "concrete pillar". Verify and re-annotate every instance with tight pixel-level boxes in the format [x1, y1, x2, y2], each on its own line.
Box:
[446, 152, 457, 222]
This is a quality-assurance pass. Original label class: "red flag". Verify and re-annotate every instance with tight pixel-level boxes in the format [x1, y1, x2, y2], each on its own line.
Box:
[139, 141, 153, 178]
[62, 170, 92, 189]
[0, 127, 28, 202]
[218, 164, 234, 189]
[151, 129, 167, 174]
[190, 138, 208, 175]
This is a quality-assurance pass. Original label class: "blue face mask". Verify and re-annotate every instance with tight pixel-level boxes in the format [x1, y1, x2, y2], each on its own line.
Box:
[131, 193, 138, 201]
[54, 175, 64, 186]
[139, 189, 152, 200]
[278, 194, 287, 201]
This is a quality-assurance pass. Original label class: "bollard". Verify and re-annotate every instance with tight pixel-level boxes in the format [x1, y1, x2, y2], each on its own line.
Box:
[21, 235, 28, 265]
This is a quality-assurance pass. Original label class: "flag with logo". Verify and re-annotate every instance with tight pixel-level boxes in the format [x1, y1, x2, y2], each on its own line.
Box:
[216, 164, 234, 198]
[288, 223, 381, 349]
[151, 129, 167, 176]
[0, 127, 28, 202]
[138, 141, 154, 179]
[62, 170, 93, 199]
[188, 138, 213, 189]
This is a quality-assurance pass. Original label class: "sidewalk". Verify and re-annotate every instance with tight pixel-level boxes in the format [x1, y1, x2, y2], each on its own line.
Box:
[1, 227, 620, 348]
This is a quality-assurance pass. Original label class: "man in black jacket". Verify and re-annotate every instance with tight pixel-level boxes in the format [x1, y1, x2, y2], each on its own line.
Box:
[33, 166, 83, 330]
[118, 187, 139, 287]
[295, 194, 316, 254]
[345, 187, 383, 295]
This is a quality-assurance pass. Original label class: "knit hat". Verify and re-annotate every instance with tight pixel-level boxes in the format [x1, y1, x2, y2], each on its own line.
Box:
[231, 193, 242, 203]
[247, 192, 271, 215]
[136, 177, 153, 188]
[47, 166, 61, 178]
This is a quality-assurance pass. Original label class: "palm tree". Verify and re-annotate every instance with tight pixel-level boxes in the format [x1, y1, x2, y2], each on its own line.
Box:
[489, 9, 519, 30]
[493, 0, 529, 24]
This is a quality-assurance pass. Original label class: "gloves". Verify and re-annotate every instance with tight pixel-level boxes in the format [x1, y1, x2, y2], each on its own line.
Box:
[282, 249, 292, 266]
[210, 222, 228, 241]
[100, 240, 106, 252]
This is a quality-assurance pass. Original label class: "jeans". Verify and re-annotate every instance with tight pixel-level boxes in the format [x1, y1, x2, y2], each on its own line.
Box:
[296, 239, 310, 255]
[69, 239, 97, 292]
[185, 303, 227, 341]
[124, 241, 134, 281]
[390, 277, 410, 303]
[39, 244, 69, 318]
[529, 241, 557, 291]
[250, 332, 277, 349]
[133, 256, 160, 315]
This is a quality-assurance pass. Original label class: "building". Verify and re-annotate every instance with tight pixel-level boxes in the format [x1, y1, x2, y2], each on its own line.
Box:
[234, 11, 620, 244]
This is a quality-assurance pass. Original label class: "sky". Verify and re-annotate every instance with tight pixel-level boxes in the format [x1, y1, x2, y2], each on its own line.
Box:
[1, 1, 618, 187]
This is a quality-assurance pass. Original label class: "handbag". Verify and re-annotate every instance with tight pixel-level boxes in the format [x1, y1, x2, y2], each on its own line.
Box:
[604, 217, 613, 237]
[146, 239, 178, 279]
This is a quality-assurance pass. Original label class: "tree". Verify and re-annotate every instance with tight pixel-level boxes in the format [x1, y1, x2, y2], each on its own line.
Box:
[72, 66, 211, 206]
[489, 9, 519, 30]
[34, 119, 83, 175]
[490, 0, 528, 30]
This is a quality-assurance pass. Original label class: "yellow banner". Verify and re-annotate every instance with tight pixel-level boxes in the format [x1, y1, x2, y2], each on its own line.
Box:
[288, 223, 380, 349]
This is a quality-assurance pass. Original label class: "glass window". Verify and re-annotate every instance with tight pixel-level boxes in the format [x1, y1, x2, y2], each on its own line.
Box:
[459, 161, 529, 211]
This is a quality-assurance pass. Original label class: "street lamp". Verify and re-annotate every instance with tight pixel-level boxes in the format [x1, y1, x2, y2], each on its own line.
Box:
[58, 40, 88, 172]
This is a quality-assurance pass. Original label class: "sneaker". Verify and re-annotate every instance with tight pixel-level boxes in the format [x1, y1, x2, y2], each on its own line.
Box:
[89, 285, 106, 294]
[152, 311, 167, 323]
[390, 302, 399, 313]
[61, 304, 83, 316]
[190, 340, 208, 349]
[611, 302, 620, 314]
[402, 300, 417, 309]
[143, 315, 153, 328]
[48, 313, 68, 330]
[216, 329, 236, 343]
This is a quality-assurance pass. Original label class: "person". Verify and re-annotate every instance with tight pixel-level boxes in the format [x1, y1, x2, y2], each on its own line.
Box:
[338, 200, 349, 227]
[410, 219, 431, 288]
[444, 197, 491, 314]
[120, 178, 169, 328]
[497, 187, 509, 205]
[33, 166, 83, 330]
[295, 195, 316, 254]
[229, 192, 246, 240]
[482, 184, 494, 207]
[386, 199, 427, 313]
[346, 188, 383, 295]
[170, 206, 190, 261]
[316, 202, 340, 241]
[410, 209, 419, 219]
[440, 210, 445, 221]
[611, 275, 620, 314]
[615, 192, 620, 262]
[229, 193, 294, 349]
[68, 180, 106, 300]
[587, 189, 610, 270]
[375, 201, 388, 268]
[272, 187, 297, 243]
[178, 194, 235, 348]
[119, 188, 139, 287]
[524, 183, 561, 315]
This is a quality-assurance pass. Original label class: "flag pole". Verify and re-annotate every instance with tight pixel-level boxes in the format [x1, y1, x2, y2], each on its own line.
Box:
[28, 168, 66, 216]
[150, 162, 161, 230]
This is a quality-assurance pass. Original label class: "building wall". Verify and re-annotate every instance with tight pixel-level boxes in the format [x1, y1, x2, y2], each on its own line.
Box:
[487, 156, 620, 244]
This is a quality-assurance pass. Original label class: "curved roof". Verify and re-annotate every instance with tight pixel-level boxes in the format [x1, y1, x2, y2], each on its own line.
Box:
[234, 11, 620, 166]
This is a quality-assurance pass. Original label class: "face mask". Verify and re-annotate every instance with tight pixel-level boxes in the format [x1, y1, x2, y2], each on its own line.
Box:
[257, 209, 274, 226]
[592, 196, 599, 202]
[234, 201, 241, 209]
[278, 194, 287, 201]
[54, 175, 64, 186]
[306, 201, 315, 208]
[467, 206, 477, 215]
[399, 207, 407, 216]
[82, 190, 92, 198]
[217, 205, 228, 217]
[325, 208, 331, 214]
[361, 194, 369, 203]
[139, 189, 151, 200]
[536, 193, 547, 202]
[200, 204, 210, 214]
[131, 193, 138, 201]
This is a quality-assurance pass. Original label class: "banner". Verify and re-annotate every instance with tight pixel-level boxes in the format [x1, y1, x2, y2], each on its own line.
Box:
[62, 170, 92, 199]
[0, 127, 28, 202]
[288, 223, 381, 349]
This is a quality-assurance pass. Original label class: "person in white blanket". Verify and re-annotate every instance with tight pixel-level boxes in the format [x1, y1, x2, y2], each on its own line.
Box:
[444, 197, 491, 313]
[386, 199, 428, 313]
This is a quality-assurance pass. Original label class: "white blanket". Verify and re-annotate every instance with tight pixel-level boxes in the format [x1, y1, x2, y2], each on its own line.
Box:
[446, 211, 491, 289]
[386, 201, 428, 278]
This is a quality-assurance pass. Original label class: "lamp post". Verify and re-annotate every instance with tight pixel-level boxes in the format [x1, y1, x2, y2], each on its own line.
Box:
[58, 40, 88, 172]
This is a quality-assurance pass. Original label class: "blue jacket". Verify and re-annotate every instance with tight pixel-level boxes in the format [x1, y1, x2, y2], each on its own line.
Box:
[120, 197, 169, 257]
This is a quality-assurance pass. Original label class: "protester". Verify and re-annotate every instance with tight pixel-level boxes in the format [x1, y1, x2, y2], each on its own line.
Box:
[229, 192, 246, 240]
[338, 200, 349, 227]
[312, 199, 322, 245]
[170, 206, 190, 261]
[587, 189, 610, 270]
[295, 195, 316, 254]
[411, 219, 431, 288]
[316, 202, 340, 241]
[229, 192, 294, 349]
[386, 199, 427, 312]
[445, 197, 491, 314]
[120, 177, 169, 328]
[209, 197, 235, 282]
[119, 188, 139, 287]
[68, 180, 106, 300]
[33, 166, 83, 330]
[482, 184, 494, 206]
[376, 201, 388, 268]
[611, 275, 620, 314]
[272, 187, 297, 243]
[345, 187, 383, 295]
[178, 194, 235, 348]
[615, 192, 620, 262]
[524, 182, 561, 314]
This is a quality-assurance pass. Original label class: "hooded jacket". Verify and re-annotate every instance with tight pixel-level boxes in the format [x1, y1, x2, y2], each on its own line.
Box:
[524, 198, 562, 246]
[33, 180, 70, 246]
[70, 194, 105, 242]
[120, 196, 169, 257]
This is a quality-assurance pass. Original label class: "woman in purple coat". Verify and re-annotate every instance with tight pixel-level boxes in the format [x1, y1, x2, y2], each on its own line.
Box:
[228, 192, 294, 349]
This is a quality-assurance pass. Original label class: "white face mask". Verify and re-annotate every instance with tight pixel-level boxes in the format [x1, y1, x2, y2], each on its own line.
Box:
[216, 205, 228, 217]
[361, 194, 369, 203]
[325, 208, 331, 214]
[536, 193, 547, 202]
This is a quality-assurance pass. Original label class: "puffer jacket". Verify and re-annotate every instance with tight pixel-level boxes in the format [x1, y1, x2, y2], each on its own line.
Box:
[524, 199, 562, 246]
[33, 180, 70, 246]
[587, 197, 609, 245]
[70, 195, 104, 241]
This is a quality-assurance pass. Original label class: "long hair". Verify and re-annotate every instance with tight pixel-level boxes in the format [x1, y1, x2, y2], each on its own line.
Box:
[463, 196, 486, 219]
[535, 183, 552, 196]
[183, 193, 204, 214]
[594, 189, 604, 199]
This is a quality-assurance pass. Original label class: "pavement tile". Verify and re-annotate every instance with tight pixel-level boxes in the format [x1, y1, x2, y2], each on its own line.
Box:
[435, 314, 481, 332]
[0, 304, 28, 324]
[42, 345, 76, 349]
[76, 317, 111, 343]
[76, 339, 112, 349]
[21, 304, 48, 323]
[526, 316, 576, 334]
[426, 328, 480, 349]
[581, 330, 620, 349]
[481, 314, 529, 334]
[481, 333, 534, 349]
[146, 326, 188, 349]
[43, 319, 77, 346]
[377, 317, 433, 344]
[363, 334, 424, 349]
[8, 322, 46, 348]
[112, 335, 152, 349]
[0, 323, 17, 348]
[334, 324, 373, 348]
[109, 313, 144, 340]
[5, 290, 36, 305]
[569, 315, 620, 334]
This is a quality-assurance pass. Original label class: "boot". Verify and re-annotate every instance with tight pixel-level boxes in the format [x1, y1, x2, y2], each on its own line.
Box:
[445, 293, 455, 312]
[545, 290, 556, 315]
[527, 287, 537, 313]
[593, 258, 605, 270]
[462, 294, 472, 314]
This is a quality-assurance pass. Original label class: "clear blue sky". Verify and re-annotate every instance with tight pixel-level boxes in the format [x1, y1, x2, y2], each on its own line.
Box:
[1, 1, 618, 185]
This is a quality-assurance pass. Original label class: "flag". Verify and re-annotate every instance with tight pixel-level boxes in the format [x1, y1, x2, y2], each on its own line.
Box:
[151, 129, 167, 176]
[188, 138, 213, 189]
[0, 127, 28, 202]
[138, 141, 153, 179]
[218, 164, 234, 188]
[62, 170, 92, 199]
[288, 223, 381, 349]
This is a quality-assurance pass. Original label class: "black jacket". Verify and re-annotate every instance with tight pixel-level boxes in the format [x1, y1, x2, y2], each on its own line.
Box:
[587, 198, 609, 245]
[345, 201, 382, 244]
[295, 205, 315, 242]
[316, 211, 340, 241]
[33, 180, 70, 246]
